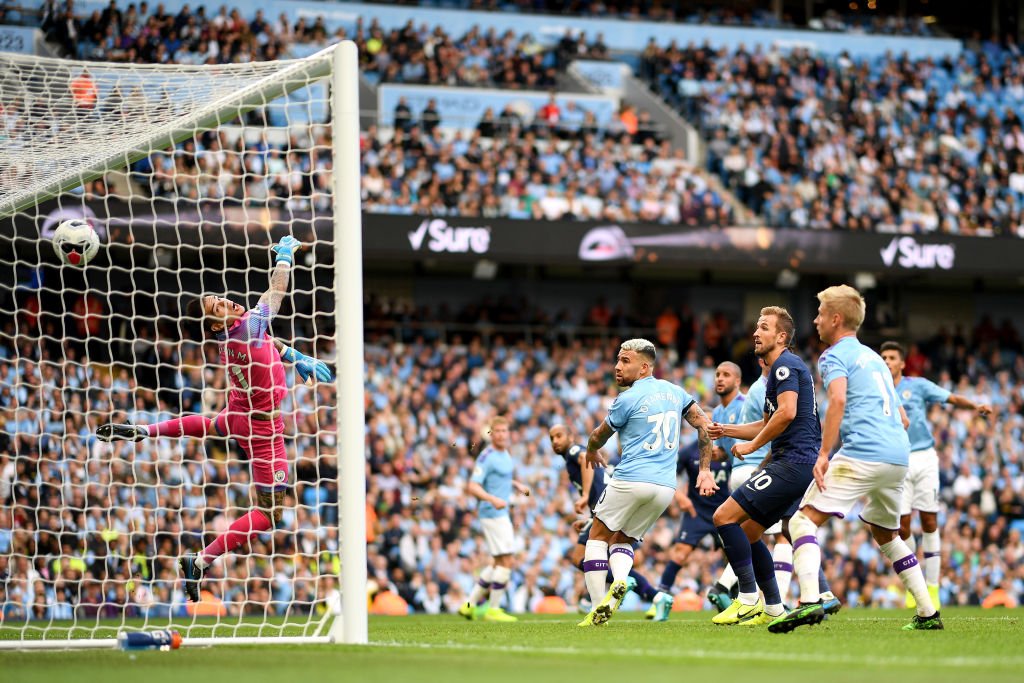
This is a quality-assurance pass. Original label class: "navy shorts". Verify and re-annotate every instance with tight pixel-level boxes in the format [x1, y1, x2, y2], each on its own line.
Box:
[674, 510, 720, 548]
[731, 459, 814, 530]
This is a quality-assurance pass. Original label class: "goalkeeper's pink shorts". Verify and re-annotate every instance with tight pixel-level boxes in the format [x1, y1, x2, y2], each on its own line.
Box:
[214, 408, 288, 491]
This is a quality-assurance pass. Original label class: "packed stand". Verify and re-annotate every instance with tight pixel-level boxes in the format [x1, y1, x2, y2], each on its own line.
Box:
[643, 39, 1024, 236]
[2, 293, 1023, 622]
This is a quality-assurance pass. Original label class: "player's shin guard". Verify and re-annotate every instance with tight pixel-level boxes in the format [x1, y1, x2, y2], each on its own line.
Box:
[608, 544, 634, 582]
[717, 523, 757, 602]
[583, 540, 609, 607]
[879, 537, 934, 617]
[200, 509, 272, 566]
[922, 530, 941, 586]
[469, 566, 494, 606]
[148, 414, 213, 439]
[751, 540, 784, 615]
[790, 512, 821, 604]
[489, 566, 511, 610]
[772, 542, 794, 603]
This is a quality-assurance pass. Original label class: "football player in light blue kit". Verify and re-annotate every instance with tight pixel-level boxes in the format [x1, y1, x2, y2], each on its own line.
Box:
[462, 416, 532, 623]
[578, 339, 716, 627]
[880, 341, 991, 610]
[771, 285, 942, 633]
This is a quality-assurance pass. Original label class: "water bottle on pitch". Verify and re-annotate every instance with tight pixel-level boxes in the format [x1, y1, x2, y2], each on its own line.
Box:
[117, 629, 182, 651]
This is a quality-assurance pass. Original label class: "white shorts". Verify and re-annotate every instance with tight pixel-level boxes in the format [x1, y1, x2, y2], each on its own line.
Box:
[480, 516, 517, 556]
[730, 463, 783, 534]
[593, 478, 675, 541]
[800, 454, 907, 530]
[900, 448, 940, 515]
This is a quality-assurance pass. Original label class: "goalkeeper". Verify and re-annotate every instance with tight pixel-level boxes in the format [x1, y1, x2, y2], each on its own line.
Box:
[96, 235, 333, 602]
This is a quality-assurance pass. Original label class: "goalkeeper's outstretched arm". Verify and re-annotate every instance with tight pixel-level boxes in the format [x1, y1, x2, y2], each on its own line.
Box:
[258, 235, 301, 317]
[271, 337, 335, 385]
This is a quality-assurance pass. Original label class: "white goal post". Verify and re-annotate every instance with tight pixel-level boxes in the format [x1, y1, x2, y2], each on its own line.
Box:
[0, 41, 366, 648]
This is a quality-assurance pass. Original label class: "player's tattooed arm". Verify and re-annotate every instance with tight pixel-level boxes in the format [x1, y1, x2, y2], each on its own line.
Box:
[258, 260, 292, 317]
[687, 404, 718, 496]
[585, 421, 614, 469]
[685, 404, 714, 471]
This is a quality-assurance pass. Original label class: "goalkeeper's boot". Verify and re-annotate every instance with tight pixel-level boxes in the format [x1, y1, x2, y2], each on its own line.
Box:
[821, 591, 842, 617]
[482, 607, 517, 623]
[179, 552, 204, 603]
[707, 585, 733, 613]
[902, 611, 944, 631]
[712, 597, 764, 625]
[97, 422, 147, 442]
[650, 591, 674, 622]
[767, 602, 826, 634]
[458, 601, 476, 621]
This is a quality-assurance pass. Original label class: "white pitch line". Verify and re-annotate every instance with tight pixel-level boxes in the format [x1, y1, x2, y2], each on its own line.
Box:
[366, 639, 1024, 669]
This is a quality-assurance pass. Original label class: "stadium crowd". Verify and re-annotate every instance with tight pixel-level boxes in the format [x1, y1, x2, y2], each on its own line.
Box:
[643, 39, 1024, 236]
[2, 295, 1023, 622]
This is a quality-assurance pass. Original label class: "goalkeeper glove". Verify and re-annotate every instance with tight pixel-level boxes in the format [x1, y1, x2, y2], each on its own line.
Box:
[281, 346, 334, 385]
[272, 235, 302, 265]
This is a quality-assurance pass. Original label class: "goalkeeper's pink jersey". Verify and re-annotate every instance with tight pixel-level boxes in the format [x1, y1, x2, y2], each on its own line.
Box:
[218, 302, 286, 413]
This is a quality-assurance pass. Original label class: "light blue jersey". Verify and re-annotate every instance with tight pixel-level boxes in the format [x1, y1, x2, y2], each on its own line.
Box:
[818, 336, 910, 466]
[606, 376, 695, 489]
[712, 393, 747, 467]
[896, 376, 951, 452]
[737, 376, 771, 467]
[471, 447, 514, 519]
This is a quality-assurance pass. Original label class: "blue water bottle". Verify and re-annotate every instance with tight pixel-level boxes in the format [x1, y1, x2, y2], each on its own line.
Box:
[117, 629, 182, 651]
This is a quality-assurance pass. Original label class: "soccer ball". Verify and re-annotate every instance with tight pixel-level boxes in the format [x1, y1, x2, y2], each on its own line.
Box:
[52, 219, 100, 266]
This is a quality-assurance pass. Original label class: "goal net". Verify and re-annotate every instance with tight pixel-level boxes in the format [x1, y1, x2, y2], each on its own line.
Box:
[0, 42, 366, 648]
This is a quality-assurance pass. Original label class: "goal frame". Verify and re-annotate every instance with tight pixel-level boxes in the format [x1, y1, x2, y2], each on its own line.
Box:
[0, 40, 367, 649]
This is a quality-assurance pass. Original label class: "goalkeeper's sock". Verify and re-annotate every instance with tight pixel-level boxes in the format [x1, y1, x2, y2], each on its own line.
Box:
[201, 509, 272, 562]
[148, 414, 213, 439]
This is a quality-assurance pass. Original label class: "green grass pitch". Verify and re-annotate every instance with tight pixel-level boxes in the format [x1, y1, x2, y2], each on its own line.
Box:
[2, 608, 1021, 683]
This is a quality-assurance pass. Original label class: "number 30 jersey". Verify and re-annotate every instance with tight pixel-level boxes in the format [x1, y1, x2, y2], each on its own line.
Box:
[605, 376, 695, 489]
[818, 336, 910, 466]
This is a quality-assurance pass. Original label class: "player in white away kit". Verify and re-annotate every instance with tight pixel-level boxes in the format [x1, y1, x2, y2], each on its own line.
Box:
[880, 341, 991, 610]
[769, 285, 943, 633]
[578, 339, 716, 627]
[462, 416, 532, 622]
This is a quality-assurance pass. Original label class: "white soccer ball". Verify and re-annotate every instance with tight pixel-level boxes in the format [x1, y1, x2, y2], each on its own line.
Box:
[52, 218, 100, 266]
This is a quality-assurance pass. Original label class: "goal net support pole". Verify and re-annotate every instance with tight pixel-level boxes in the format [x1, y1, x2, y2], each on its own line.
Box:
[0, 40, 366, 650]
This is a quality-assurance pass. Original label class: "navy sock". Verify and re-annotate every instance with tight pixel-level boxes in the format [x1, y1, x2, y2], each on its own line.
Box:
[717, 523, 756, 595]
[751, 540, 782, 605]
[658, 561, 682, 594]
[576, 560, 585, 573]
[629, 569, 658, 601]
[818, 566, 830, 594]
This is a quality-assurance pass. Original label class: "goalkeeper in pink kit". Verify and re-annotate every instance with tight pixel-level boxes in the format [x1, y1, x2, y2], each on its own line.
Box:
[97, 235, 333, 602]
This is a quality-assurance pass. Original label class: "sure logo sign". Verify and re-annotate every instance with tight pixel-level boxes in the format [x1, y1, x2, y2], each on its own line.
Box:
[408, 219, 491, 254]
[879, 236, 955, 270]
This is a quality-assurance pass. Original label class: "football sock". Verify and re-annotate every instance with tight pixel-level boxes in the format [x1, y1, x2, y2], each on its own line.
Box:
[879, 537, 934, 617]
[904, 533, 917, 554]
[147, 414, 213, 439]
[922, 530, 941, 586]
[201, 509, 272, 563]
[628, 569, 658, 601]
[751, 540, 783, 613]
[583, 540, 609, 606]
[717, 523, 757, 602]
[469, 566, 494, 606]
[715, 564, 737, 592]
[658, 561, 682, 594]
[608, 544, 634, 582]
[772, 542, 794, 602]
[488, 565, 511, 610]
